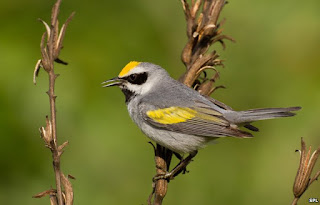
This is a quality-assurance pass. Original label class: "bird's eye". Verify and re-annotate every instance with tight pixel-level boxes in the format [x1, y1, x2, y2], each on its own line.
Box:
[128, 74, 138, 83]
[127, 72, 148, 85]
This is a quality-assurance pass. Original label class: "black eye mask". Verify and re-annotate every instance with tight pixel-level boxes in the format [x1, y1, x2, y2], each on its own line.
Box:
[123, 72, 148, 85]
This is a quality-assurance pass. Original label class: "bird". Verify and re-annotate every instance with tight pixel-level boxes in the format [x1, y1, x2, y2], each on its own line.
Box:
[102, 61, 300, 178]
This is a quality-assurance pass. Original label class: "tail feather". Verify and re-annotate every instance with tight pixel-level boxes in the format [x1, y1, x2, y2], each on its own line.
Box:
[232, 106, 301, 124]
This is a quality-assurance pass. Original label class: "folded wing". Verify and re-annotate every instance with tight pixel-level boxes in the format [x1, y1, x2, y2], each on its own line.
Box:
[141, 104, 252, 138]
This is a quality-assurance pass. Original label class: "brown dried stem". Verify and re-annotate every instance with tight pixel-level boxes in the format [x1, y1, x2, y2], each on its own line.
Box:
[292, 137, 320, 205]
[180, 0, 234, 91]
[149, 0, 232, 204]
[33, 0, 75, 204]
[148, 144, 172, 205]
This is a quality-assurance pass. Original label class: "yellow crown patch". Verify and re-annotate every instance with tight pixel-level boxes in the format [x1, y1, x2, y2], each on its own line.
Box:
[118, 61, 141, 77]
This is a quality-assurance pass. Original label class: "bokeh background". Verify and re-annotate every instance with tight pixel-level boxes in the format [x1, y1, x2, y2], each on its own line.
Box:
[1, 0, 319, 204]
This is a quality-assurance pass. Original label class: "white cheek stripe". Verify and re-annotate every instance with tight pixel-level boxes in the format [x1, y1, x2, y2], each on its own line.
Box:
[124, 79, 153, 95]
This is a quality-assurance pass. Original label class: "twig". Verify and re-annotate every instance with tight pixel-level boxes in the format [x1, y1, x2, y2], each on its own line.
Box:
[152, 144, 172, 205]
[180, 0, 234, 90]
[291, 197, 299, 205]
[149, 0, 232, 204]
[33, 0, 75, 204]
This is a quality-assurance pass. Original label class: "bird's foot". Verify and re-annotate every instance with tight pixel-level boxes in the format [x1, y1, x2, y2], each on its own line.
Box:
[153, 150, 197, 182]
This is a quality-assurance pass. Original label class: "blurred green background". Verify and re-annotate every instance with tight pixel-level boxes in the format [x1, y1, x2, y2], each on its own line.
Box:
[1, 0, 319, 204]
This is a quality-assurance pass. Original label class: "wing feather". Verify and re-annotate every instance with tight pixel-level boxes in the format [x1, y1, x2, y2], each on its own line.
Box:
[142, 104, 252, 138]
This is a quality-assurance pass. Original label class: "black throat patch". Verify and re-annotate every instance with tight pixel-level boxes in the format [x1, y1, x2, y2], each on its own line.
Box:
[121, 88, 136, 104]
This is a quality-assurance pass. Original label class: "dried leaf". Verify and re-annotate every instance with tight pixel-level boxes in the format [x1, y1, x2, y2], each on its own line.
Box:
[194, 13, 204, 38]
[38, 18, 51, 40]
[195, 65, 216, 76]
[33, 59, 42, 85]
[33, 188, 56, 198]
[52, 19, 59, 52]
[55, 58, 68, 65]
[208, 85, 225, 95]
[180, 0, 191, 19]
[51, 0, 62, 27]
[40, 32, 51, 71]
[61, 173, 74, 205]
[208, 0, 225, 25]
[309, 170, 320, 185]
[39, 116, 53, 147]
[49, 196, 58, 205]
[56, 12, 75, 58]
[191, 0, 202, 18]
[58, 141, 69, 155]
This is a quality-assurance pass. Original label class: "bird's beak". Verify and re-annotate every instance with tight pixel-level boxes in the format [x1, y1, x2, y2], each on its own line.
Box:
[102, 77, 122, 87]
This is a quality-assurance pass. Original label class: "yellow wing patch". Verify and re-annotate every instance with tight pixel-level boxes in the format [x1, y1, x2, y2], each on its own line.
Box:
[147, 107, 197, 124]
[118, 61, 141, 77]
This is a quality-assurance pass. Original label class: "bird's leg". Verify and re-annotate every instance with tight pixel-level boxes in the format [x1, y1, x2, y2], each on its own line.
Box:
[173, 152, 189, 175]
[155, 153, 184, 175]
[153, 151, 198, 181]
[170, 151, 197, 177]
[173, 152, 183, 160]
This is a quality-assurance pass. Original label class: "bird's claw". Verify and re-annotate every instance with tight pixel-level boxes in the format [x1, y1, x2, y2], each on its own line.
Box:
[153, 171, 175, 182]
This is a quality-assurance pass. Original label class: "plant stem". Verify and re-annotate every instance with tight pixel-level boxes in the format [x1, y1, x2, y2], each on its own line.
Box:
[291, 197, 299, 205]
[149, 0, 230, 204]
[153, 145, 172, 205]
[48, 70, 63, 205]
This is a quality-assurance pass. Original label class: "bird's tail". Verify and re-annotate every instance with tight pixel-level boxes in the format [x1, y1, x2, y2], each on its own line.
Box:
[232, 106, 301, 124]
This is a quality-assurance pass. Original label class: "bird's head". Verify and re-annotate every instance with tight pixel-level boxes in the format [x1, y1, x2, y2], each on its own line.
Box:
[103, 61, 169, 102]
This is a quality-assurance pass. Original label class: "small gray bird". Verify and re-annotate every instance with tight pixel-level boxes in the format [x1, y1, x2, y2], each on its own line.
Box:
[103, 61, 300, 155]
